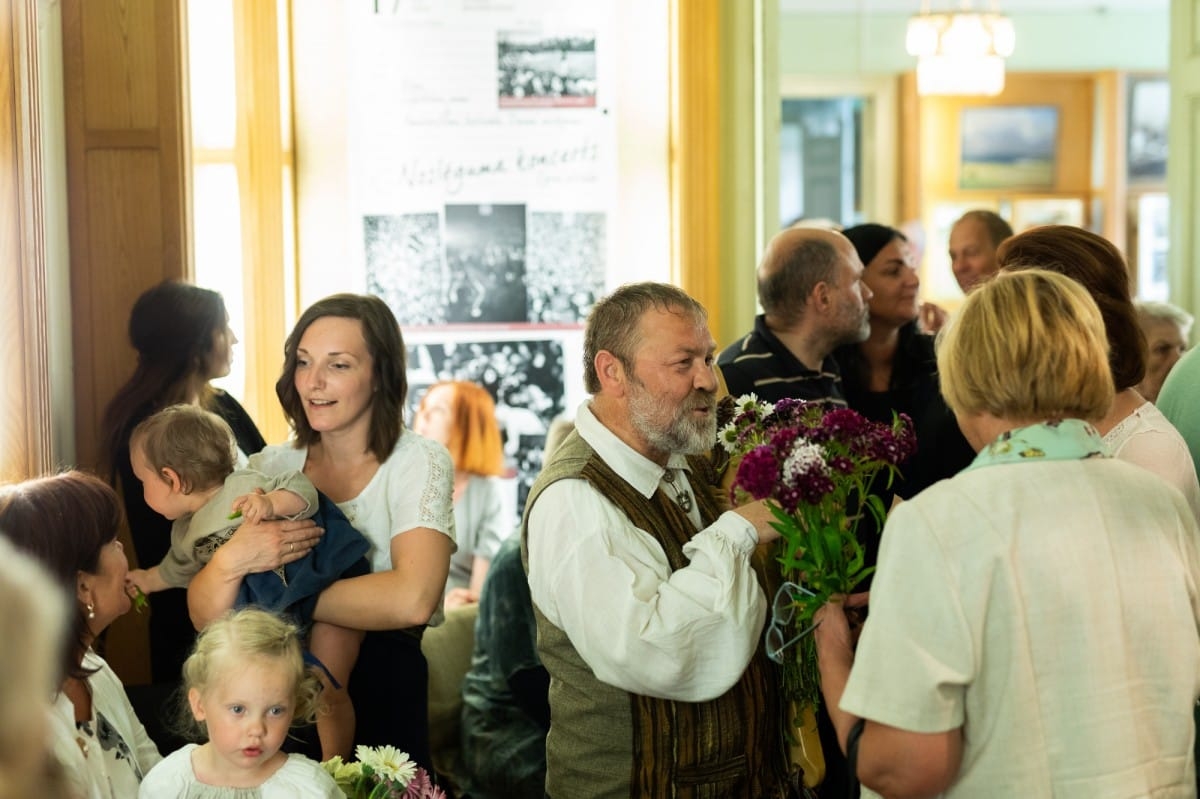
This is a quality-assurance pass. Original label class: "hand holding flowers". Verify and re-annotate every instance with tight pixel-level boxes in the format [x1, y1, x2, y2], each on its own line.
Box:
[718, 394, 915, 712]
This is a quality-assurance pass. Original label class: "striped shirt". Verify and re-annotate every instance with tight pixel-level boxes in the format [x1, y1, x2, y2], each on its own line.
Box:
[717, 314, 846, 406]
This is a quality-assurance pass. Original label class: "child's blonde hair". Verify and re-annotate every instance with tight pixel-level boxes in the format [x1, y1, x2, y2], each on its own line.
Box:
[131, 404, 237, 493]
[178, 608, 323, 739]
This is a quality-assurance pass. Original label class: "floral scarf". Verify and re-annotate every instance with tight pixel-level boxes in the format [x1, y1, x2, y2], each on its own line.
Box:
[964, 419, 1108, 473]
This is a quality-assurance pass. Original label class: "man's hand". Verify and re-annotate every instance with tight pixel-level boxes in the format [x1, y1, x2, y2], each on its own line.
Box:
[919, 301, 948, 334]
[733, 499, 783, 545]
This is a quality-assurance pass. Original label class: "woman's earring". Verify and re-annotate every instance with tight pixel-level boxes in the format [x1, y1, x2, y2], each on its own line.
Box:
[86, 603, 95, 620]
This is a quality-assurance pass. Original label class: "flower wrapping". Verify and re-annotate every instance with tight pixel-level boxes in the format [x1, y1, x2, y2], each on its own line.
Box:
[322, 746, 447, 799]
[719, 395, 916, 712]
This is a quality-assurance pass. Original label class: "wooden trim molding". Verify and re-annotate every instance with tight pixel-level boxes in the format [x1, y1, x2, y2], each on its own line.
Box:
[0, 0, 52, 481]
[669, 0, 722, 331]
[232, 0, 290, 445]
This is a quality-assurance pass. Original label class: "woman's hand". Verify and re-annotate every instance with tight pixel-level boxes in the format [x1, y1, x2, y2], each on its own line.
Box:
[444, 586, 479, 611]
[215, 516, 324, 576]
[188, 516, 324, 629]
[813, 591, 869, 669]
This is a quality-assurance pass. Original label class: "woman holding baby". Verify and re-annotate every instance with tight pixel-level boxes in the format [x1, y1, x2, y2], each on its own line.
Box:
[187, 293, 455, 772]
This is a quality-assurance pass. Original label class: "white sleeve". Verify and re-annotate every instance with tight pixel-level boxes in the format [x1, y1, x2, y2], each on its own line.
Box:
[839, 500, 971, 733]
[526, 478, 767, 703]
[1112, 430, 1200, 524]
[470, 476, 510, 559]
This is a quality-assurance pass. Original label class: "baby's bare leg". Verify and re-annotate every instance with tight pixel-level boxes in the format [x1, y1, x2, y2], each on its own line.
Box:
[310, 621, 365, 761]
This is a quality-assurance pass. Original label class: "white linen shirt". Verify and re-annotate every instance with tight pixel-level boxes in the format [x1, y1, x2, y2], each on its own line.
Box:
[841, 456, 1200, 799]
[525, 400, 768, 703]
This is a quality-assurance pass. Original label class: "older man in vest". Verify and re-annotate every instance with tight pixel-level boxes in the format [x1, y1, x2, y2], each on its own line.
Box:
[522, 282, 797, 798]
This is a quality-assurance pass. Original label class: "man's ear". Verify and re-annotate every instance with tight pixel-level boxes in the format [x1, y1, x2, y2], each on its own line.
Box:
[811, 281, 833, 314]
[595, 350, 627, 395]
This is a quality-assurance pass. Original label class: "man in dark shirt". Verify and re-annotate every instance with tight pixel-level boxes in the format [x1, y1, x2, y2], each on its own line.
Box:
[718, 227, 872, 405]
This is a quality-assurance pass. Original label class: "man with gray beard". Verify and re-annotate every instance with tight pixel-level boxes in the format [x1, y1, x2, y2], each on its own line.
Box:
[522, 282, 800, 799]
[719, 227, 872, 406]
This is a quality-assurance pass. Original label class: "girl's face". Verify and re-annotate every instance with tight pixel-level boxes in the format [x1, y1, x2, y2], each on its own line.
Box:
[412, 383, 455, 447]
[189, 655, 294, 785]
[294, 316, 377, 441]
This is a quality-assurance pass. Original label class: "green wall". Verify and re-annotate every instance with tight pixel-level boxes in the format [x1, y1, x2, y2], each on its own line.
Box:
[779, 11, 1168, 76]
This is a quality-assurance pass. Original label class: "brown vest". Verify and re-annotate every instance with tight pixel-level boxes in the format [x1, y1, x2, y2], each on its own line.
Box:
[522, 430, 793, 799]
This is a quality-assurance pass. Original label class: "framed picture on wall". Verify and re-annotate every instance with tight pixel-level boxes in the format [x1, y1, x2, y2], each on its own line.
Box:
[1011, 196, 1086, 232]
[1127, 75, 1168, 184]
[959, 105, 1059, 190]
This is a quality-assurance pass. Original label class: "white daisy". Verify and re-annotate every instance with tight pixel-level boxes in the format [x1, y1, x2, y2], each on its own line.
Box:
[355, 744, 417, 786]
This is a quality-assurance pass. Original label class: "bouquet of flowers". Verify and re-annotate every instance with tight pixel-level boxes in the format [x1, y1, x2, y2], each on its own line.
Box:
[718, 394, 916, 712]
[322, 746, 447, 799]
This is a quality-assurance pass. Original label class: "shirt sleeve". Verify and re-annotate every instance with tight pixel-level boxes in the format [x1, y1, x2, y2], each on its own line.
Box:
[470, 476, 510, 560]
[156, 518, 202, 588]
[839, 500, 972, 734]
[265, 469, 319, 519]
[380, 435, 456, 543]
[526, 478, 767, 703]
[1110, 427, 1200, 523]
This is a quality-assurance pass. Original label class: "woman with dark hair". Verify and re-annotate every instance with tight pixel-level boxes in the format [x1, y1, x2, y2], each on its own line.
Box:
[999, 225, 1200, 520]
[0, 472, 162, 798]
[100, 280, 266, 686]
[414, 379, 507, 609]
[187, 293, 455, 771]
[834, 223, 974, 496]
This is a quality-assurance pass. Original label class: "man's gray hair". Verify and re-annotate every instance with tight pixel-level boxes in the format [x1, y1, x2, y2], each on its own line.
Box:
[583, 282, 707, 394]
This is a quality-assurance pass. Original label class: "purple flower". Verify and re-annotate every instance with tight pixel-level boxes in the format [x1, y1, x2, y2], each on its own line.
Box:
[777, 484, 803, 514]
[733, 447, 780, 500]
[799, 473, 835, 503]
[828, 455, 855, 474]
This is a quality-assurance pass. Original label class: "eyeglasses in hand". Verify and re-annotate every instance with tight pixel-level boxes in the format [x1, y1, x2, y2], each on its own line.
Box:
[764, 580, 819, 664]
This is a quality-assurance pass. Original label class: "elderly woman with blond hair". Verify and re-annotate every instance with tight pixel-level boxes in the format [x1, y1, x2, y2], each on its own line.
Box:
[814, 270, 1200, 798]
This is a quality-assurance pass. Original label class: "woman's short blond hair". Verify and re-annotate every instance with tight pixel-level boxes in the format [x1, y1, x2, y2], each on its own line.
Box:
[938, 269, 1113, 422]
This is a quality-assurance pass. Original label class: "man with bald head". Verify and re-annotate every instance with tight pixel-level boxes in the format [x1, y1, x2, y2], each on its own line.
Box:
[718, 227, 872, 405]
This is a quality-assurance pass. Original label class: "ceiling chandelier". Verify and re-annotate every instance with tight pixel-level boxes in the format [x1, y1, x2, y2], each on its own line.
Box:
[905, 1, 1015, 96]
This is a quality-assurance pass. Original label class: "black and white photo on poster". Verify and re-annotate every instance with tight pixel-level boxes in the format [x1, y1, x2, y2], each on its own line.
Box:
[497, 31, 597, 108]
[406, 334, 579, 527]
[364, 212, 446, 326]
[527, 211, 605, 323]
[445, 203, 529, 323]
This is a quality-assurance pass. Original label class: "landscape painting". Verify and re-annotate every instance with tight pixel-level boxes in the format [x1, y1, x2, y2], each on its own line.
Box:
[959, 105, 1059, 190]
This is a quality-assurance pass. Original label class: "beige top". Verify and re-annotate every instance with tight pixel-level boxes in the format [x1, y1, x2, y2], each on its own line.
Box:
[842, 456, 1200, 798]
